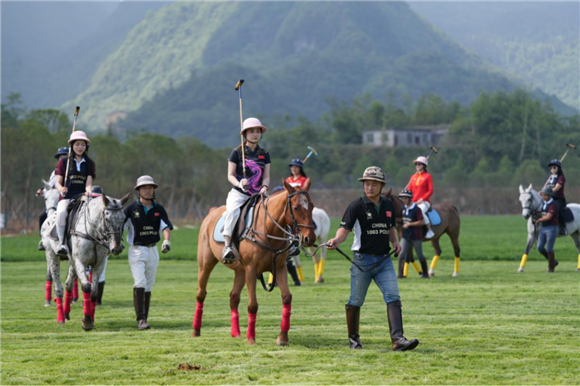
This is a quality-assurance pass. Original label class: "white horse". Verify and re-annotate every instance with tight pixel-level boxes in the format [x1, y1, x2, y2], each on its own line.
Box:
[40, 180, 60, 306]
[41, 192, 129, 329]
[517, 184, 580, 272]
[308, 207, 331, 283]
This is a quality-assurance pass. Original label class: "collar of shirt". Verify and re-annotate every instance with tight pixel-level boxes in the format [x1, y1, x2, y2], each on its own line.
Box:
[74, 157, 86, 171]
[137, 199, 156, 214]
[542, 198, 554, 210]
[404, 202, 416, 216]
[244, 144, 261, 154]
[362, 194, 386, 213]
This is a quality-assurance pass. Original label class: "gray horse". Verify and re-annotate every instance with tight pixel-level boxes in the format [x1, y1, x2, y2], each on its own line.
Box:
[517, 184, 580, 272]
[41, 191, 129, 329]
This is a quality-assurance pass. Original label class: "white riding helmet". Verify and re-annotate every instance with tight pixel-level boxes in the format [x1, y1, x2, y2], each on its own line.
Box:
[68, 130, 90, 144]
[241, 117, 268, 135]
[414, 156, 428, 166]
[134, 175, 159, 190]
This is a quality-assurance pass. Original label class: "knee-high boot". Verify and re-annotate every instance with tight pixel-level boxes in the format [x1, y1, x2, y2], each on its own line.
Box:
[547, 251, 559, 273]
[397, 257, 406, 278]
[345, 304, 362, 349]
[286, 260, 301, 286]
[133, 287, 150, 330]
[144, 292, 151, 323]
[420, 259, 429, 278]
[97, 281, 105, 305]
[387, 300, 419, 351]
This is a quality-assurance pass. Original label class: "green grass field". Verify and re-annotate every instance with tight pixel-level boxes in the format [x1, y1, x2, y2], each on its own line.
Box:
[2, 216, 579, 385]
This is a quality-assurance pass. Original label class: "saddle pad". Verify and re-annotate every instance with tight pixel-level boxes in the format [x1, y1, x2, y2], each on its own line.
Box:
[212, 207, 255, 244]
[563, 208, 574, 223]
[49, 224, 59, 241]
[427, 209, 442, 226]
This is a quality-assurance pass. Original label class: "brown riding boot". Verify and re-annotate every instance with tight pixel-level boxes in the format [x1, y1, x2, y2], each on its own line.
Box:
[144, 291, 151, 323]
[387, 300, 419, 351]
[345, 304, 363, 349]
[420, 260, 430, 279]
[547, 251, 559, 273]
[133, 287, 150, 330]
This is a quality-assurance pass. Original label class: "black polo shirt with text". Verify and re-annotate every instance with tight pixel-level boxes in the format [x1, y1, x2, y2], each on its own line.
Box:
[228, 145, 271, 196]
[340, 195, 396, 255]
[123, 200, 173, 246]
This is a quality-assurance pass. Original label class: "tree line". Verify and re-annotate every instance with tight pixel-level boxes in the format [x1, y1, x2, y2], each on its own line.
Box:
[2, 89, 579, 230]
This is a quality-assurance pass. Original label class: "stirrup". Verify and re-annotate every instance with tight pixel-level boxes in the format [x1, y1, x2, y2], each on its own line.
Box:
[56, 244, 69, 258]
[222, 246, 238, 264]
[425, 230, 435, 239]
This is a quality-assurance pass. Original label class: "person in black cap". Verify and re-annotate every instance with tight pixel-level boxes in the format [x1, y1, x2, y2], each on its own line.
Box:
[123, 175, 173, 330]
[536, 186, 559, 272]
[544, 159, 567, 235]
[327, 166, 419, 351]
[37, 146, 69, 251]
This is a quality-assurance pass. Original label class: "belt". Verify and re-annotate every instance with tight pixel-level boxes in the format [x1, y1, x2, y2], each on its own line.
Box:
[354, 251, 389, 258]
[136, 243, 157, 248]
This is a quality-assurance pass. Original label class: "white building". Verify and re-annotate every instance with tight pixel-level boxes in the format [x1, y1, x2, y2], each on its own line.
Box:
[362, 125, 449, 147]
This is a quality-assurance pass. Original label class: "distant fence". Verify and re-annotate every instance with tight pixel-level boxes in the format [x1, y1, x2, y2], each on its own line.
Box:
[2, 187, 579, 233]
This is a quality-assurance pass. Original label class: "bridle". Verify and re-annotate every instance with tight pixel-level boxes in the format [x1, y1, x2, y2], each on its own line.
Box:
[521, 192, 542, 219]
[72, 197, 124, 251]
[244, 190, 314, 292]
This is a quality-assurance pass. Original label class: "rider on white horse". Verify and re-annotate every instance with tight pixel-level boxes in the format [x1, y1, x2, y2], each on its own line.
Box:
[407, 156, 435, 239]
[222, 118, 270, 264]
[54, 131, 96, 258]
[544, 159, 567, 235]
[37, 146, 68, 251]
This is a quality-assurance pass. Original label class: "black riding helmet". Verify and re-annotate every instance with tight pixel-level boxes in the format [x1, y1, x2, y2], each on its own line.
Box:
[54, 147, 69, 159]
[92, 185, 103, 195]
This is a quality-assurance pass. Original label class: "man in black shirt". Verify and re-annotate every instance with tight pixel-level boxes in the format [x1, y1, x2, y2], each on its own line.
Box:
[124, 175, 173, 330]
[327, 166, 419, 351]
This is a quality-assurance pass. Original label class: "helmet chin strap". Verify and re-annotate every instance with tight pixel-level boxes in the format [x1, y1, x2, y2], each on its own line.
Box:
[244, 134, 262, 145]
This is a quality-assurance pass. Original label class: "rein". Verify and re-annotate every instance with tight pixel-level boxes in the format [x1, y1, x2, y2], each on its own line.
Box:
[71, 197, 123, 251]
[243, 191, 314, 292]
[301, 243, 396, 272]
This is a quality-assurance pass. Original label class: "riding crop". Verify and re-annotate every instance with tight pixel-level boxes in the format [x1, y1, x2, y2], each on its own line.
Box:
[62, 106, 80, 197]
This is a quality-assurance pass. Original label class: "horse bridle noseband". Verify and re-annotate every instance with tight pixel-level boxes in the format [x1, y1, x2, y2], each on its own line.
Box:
[72, 197, 124, 250]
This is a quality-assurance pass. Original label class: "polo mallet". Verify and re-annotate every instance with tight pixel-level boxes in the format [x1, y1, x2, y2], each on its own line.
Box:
[235, 79, 247, 191]
[62, 106, 80, 197]
[560, 143, 577, 162]
[302, 146, 318, 163]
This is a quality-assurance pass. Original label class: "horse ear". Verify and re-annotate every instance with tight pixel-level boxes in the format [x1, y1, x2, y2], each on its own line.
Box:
[120, 193, 131, 206]
[102, 193, 109, 207]
[519, 184, 524, 194]
[303, 177, 312, 191]
[42, 179, 51, 190]
[283, 179, 296, 194]
[527, 183, 533, 192]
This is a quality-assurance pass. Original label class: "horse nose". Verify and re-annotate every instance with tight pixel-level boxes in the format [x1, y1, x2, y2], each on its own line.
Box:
[304, 236, 310, 245]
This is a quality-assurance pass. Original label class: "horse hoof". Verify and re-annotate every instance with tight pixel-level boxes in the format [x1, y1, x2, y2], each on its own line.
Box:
[44, 301, 52, 307]
[65, 313, 70, 321]
[191, 329, 201, 337]
[576, 268, 580, 272]
[82, 317, 94, 331]
[232, 334, 242, 339]
[429, 272, 435, 277]
[58, 321, 65, 325]
[276, 338, 289, 347]
[452, 272, 459, 277]
[517, 267, 524, 273]
[71, 298, 78, 304]
[247, 338, 256, 346]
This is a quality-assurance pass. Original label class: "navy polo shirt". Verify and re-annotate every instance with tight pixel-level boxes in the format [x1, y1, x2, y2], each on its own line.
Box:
[123, 200, 173, 246]
[340, 195, 396, 255]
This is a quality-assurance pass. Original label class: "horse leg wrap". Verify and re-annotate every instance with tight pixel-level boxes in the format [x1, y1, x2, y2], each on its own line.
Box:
[89, 272, 93, 283]
[296, 267, 304, 282]
[91, 300, 97, 321]
[193, 302, 203, 330]
[519, 254, 529, 269]
[403, 262, 409, 277]
[82, 292, 92, 317]
[281, 304, 292, 332]
[577, 254, 580, 270]
[430, 255, 440, 269]
[454, 257, 460, 273]
[45, 280, 52, 301]
[72, 278, 79, 300]
[411, 261, 421, 274]
[64, 290, 73, 315]
[314, 263, 320, 281]
[55, 298, 65, 323]
[231, 309, 241, 337]
[247, 312, 257, 340]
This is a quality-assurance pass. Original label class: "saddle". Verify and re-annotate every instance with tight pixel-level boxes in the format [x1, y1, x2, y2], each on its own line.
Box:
[562, 207, 574, 223]
[213, 194, 262, 247]
[48, 195, 87, 258]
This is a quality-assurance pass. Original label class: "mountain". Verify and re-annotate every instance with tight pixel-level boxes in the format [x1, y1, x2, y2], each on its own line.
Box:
[1, 1, 165, 108]
[408, 1, 580, 111]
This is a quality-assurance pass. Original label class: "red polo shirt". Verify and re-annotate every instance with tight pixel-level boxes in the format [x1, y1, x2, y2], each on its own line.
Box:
[408, 172, 433, 203]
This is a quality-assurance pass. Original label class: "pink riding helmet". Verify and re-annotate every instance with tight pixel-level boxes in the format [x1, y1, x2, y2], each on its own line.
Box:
[68, 130, 91, 144]
[241, 117, 268, 135]
[414, 156, 428, 166]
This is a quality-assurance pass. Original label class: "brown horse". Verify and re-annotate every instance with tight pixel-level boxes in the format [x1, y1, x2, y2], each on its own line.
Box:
[385, 189, 461, 277]
[192, 181, 316, 346]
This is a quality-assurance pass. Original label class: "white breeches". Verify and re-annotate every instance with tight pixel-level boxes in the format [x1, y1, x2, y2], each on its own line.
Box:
[222, 188, 250, 238]
[56, 199, 70, 227]
[128, 245, 159, 291]
[417, 201, 431, 226]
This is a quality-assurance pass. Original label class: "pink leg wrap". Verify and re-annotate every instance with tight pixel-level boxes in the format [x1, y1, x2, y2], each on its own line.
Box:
[72, 279, 79, 299]
[247, 312, 257, 340]
[193, 302, 203, 330]
[91, 300, 97, 321]
[55, 298, 64, 323]
[45, 280, 52, 301]
[231, 310, 241, 337]
[281, 304, 292, 332]
[64, 290, 73, 315]
[82, 292, 92, 317]
[89, 272, 93, 283]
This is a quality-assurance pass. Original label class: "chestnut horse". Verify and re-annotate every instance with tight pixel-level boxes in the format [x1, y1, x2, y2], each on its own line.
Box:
[385, 189, 461, 277]
[192, 181, 316, 346]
